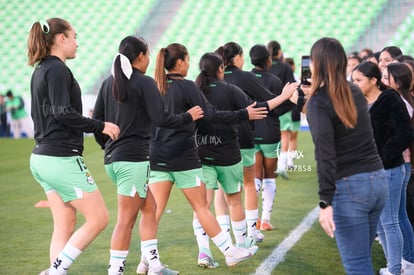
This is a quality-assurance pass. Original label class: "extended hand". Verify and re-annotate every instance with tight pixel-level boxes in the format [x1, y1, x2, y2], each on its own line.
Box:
[103, 122, 120, 140]
[187, 105, 204, 121]
[319, 206, 335, 238]
[246, 102, 268, 120]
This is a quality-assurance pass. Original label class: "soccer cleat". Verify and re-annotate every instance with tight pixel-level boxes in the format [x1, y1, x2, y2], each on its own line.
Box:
[38, 269, 49, 275]
[237, 236, 259, 256]
[276, 169, 289, 180]
[136, 259, 149, 275]
[250, 229, 264, 243]
[260, 221, 273, 231]
[225, 246, 254, 267]
[256, 218, 261, 230]
[197, 250, 219, 269]
[148, 267, 179, 275]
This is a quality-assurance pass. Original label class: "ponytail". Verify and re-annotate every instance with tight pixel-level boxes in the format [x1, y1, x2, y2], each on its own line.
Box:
[195, 52, 223, 95]
[195, 71, 208, 95]
[154, 43, 188, 96]
[27, 18, 71, 66]
[155, 48, 168, 96]
[112, 54, 130, 102]
[215, 42, 242, 67]
[112, 36, 148, 102]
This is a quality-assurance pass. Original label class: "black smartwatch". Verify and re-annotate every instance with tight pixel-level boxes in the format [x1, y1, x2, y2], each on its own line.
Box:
[319, 200, 331, 209]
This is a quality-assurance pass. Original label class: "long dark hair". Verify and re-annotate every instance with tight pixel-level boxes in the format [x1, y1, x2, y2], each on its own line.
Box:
[112, 36, 148, 102]
[353, 61, 388, 91]
[195, 52, 223, 95]
[387, 62, 414, 108]
[215, 42, 243, 67]
[381, 46, 403, 59]
[249, 44, 270, 70]
[154, 43, 188, 95]
[309, 37, 357, 129]
[27, 18, 72, 66]
[267, 40, 281, 58]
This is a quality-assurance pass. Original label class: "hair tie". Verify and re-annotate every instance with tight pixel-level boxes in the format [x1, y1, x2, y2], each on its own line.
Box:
[29, 19, 50, 34]
[164, 48, 169, 56]
[111, 53, 133, 79]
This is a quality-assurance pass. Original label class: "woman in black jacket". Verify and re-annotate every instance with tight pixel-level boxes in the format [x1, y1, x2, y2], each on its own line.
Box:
[352, 61, 413, 274]
[306, 38, 386, 275]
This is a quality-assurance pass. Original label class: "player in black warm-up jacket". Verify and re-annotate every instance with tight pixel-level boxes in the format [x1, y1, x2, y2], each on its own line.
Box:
[150, 43, 270, 268]
[249, 44, 290, 232]
[215, 42, 296, 235]
[93, 36, 205, 275]
[192, 52, 296, 268]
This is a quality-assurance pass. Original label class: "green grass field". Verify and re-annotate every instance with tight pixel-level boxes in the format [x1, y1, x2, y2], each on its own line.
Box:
[0, 131, 386, 274]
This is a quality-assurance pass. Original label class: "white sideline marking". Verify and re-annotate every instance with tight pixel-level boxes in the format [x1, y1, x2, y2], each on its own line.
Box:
[252, 207, 320, 275]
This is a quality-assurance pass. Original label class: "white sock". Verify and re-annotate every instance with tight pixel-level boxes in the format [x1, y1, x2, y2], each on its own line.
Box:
[231, 219, 247, 246]
[216, 215, 232, 241]
[261, 178, 276, 221]
[49, 243, 81, 275]
[211, 230, 236, 256]
[193, 218, 210, 253]
[108, 249, 128, 275]
[246, 209, 259, 236]
[288, 150, 297, 160]
[277, 152, 287, 172]
[141, 239, 162, 272]
[254, 178, 262, 193]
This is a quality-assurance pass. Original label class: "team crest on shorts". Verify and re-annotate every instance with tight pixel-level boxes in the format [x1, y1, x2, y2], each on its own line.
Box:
[144, 183, 148, 193]
[85, 172, 95, 185]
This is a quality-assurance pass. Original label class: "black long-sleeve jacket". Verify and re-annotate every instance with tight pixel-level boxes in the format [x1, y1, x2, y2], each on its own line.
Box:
[93, 69, 193, 164]
[196, 80, 253, 166]
[307, 83, 383, 202]
[369, 89, 413, 169]
[251, 68, 292, 144]
[150, 74, 250, 171]
[30, 56, 104, 156]
[224, 66, 281, 148]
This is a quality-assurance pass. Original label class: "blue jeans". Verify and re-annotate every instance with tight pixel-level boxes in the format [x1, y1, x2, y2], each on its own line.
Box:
[378, 164, 406, 274]
[333, 169, 387, 275]
[401, 163, 414, 263]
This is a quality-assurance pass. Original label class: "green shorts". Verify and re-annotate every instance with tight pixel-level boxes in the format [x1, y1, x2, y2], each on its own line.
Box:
[105, 161, 149, 198]
[30, 154, 98, 202]
[279, 111, 301, 131]
[203, 162, 243, 194]
[241, 148, 256, 167]
[255, 142, 280, 159]
[149, 168, 205, 189]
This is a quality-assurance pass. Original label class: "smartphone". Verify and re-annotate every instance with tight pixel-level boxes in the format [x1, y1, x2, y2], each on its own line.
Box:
[301, 55, 311, 85]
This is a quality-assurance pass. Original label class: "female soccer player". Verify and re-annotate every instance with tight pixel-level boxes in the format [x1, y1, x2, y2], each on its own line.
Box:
[193, 52, 297, 268]
[249, 44, 292, 232]
[215, 42, 295, 232]
[28, 18, 120, 275]
[149, 43, 268, 268]
[93, 36, 203, 275]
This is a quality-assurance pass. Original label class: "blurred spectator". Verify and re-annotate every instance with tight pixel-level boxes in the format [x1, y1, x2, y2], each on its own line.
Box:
[346, 54, 362, 81]
[284, 57, 300, 83]
[359, 48, 374, 60]
[5, 90, 33, 138]
[363, 52, 380, 65]
[378, 46, 403, 72]
[0, 94, 11, 137]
